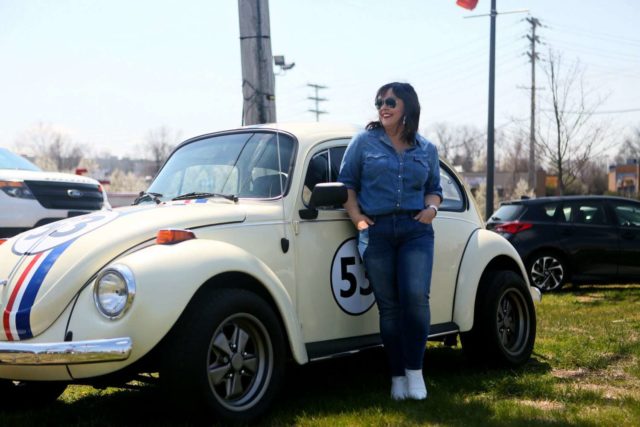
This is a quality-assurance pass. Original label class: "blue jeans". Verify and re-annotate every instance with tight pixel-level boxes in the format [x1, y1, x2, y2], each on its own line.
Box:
[361, 212, 434, 376]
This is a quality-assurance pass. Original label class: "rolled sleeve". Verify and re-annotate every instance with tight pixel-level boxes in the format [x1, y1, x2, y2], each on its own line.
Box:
[424, 143, 443, 202]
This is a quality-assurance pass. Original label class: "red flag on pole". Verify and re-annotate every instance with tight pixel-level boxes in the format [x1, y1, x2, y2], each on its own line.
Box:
[456, 0, 479, 10]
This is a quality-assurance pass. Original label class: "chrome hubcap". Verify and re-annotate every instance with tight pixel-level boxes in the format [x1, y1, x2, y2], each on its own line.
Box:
[207, 313, 273, 411]
[496, 288, 528, 355]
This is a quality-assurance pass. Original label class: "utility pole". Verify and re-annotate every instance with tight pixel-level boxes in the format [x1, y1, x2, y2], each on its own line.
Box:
[486, 0, 496, 221]
[526, 16, 541, 192]
[307, 83, 328, 122]
[238, 0, 276, 125]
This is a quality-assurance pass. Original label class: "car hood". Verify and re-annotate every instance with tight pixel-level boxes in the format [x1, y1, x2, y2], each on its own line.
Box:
[0, 169, 101, 185]
[0, 200, 246, 341]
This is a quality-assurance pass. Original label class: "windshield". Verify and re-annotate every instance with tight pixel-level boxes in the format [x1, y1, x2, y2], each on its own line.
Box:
[145, 131, 295, 203]
[0, 148, 41, 171]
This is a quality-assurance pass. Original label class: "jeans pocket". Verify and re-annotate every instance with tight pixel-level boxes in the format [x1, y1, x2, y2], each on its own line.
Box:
[358, 228, 369, 261]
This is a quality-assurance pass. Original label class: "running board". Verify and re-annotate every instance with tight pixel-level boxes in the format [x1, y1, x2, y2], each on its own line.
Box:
[306, 322, 459, 362]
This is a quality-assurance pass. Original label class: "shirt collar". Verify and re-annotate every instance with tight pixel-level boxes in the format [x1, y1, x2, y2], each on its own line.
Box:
[372, 126, 423, 149]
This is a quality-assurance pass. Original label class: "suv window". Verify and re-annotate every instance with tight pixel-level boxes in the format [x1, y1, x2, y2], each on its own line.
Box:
[491, 204, 523, 221]
[522, 202, 565, 222]
[612, 201, 640, 227]
[567, 202, 607, 225]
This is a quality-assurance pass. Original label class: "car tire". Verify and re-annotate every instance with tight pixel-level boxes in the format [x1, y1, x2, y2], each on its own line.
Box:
[160, 288, 286, 425]
[0, 380, 67, 408]
[527, 252, 567, 292]
[461, 270, 536, 366]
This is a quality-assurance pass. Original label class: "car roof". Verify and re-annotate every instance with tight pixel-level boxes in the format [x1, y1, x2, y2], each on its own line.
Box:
[177, 122, 364, 152]
[500, 195, 640, 206]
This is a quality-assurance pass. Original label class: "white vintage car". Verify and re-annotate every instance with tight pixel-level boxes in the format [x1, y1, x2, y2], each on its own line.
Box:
[0, 123, 539, 423]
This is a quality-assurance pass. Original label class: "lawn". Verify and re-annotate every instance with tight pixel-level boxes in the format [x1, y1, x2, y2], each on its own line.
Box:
[1, 284, 639, 426]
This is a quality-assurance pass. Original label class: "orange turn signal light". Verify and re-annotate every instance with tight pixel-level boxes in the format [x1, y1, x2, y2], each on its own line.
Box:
[0, 239, 6, 246]
[156, 229, 196, 245]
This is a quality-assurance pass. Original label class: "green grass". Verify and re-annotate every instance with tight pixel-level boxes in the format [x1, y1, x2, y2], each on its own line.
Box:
[2, 284, 639, 426]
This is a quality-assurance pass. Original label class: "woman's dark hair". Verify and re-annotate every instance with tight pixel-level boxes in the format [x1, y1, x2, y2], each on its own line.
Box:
[366, 82, 421, 144]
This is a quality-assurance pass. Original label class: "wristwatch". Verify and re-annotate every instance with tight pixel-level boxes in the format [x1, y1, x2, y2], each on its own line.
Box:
[426, 204, 438, 216]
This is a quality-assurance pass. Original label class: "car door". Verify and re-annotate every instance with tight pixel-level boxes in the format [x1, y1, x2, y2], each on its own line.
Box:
[294, 141, 471, 354]
[561, 199, 619, 281]
[609, 199, 640, 279]
[294, 140, 380, 355]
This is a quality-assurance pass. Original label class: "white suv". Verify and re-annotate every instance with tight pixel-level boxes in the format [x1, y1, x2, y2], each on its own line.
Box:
[0, 147, 109, 238]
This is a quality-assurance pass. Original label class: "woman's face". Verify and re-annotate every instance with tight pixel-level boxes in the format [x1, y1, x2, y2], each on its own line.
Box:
[377, 89, 405, 132]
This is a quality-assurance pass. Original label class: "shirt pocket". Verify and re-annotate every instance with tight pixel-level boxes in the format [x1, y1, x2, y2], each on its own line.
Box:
[363, 152, 390, 181]
[406, 153, 430, 190]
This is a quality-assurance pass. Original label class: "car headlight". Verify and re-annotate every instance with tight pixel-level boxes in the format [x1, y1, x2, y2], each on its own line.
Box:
[93, 265, 136, 319]
[0, 181, 35, 199]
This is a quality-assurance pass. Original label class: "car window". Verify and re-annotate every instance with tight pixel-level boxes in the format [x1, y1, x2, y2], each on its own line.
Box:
[490, 204, 523, 221]
[0, 148, 41, 171]
[612, 202, 640, 227]
[439, 167, 464, 211]
[302, 145, 347, 206]
[568, 202, 607, 225]
[147, 132, 294, 200]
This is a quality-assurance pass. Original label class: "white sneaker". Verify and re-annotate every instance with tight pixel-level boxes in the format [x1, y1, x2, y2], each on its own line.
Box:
[405, 369, 427, 400]
[391, 376, 408, 400]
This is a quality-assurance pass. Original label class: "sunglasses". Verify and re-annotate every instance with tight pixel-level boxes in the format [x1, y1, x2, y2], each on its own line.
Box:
[375, 97, 398, 110]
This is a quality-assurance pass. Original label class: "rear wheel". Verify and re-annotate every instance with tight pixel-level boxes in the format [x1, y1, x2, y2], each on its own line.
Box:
[161, 288, 285, 425]
[528, 252, 567, 292]
[461, 270, 536, 366]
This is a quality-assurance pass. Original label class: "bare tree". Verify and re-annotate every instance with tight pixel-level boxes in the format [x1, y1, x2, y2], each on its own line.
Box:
[426, 123, 484, 171]
[581, 160, 608, 194]
[16, 123, 85, 172]
[536, 51, 608, 195]
[142, 126, 181, 176]
[614, 127, 640, 164]
[428, 122, 462, 163]
[499, 130, 530, 192]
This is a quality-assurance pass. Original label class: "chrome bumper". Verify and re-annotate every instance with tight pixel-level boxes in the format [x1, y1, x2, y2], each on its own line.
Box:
[0, 337, 132, 365]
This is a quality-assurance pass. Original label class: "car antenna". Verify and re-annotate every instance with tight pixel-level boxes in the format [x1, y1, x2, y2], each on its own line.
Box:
[275, 123, 289, 253]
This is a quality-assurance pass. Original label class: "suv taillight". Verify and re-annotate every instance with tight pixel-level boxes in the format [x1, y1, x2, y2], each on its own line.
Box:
[495, 221, 533, 234]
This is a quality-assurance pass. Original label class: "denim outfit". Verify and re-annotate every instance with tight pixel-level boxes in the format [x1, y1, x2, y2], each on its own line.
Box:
[339, 127, 443, 376]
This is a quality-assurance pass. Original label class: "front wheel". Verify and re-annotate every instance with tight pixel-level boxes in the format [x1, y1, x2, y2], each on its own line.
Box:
[160, 288, 285, 425]
[461, 270, 536, 366]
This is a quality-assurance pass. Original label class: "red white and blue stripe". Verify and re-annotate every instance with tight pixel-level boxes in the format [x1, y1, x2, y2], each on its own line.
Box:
[3, 240, 74, 341]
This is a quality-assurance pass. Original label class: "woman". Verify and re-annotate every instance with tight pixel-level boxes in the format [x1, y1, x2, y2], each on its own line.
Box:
[338, 82, 442, 400]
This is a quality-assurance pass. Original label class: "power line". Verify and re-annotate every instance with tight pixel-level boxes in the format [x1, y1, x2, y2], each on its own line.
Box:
[541, 107, 640, 115]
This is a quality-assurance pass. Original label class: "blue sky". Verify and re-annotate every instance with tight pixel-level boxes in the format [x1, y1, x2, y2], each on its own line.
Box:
[1, 0, 638, 158]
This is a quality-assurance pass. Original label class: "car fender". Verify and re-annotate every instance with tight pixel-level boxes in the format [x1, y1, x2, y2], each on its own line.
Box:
[453, 228, 531, 332]
[67, 239, 307, 379]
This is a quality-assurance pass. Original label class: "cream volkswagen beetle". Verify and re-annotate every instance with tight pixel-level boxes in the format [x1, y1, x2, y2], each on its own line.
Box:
[0, 123, 540, 423]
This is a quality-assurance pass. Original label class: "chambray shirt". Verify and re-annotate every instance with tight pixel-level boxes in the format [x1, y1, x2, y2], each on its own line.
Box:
[338, 127, 443, 216]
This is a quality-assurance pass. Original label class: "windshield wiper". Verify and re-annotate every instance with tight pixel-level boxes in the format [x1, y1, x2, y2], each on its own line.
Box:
[172, 192, 239, 203]
[133, 191, 163, 205]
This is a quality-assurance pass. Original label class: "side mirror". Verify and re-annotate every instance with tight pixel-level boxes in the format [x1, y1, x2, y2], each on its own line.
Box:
[299, 182, 347, 220]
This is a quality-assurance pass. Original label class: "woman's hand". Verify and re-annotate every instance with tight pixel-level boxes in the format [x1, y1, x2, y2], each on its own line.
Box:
[354, 214, 374, 230]
[414, 208, 436, 224]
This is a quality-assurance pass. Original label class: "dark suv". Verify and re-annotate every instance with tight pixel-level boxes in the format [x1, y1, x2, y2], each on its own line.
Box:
[486, 196, 640, 291]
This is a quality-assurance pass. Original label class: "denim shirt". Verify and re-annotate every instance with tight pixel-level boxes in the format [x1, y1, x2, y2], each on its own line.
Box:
[338, 127, 443, 216]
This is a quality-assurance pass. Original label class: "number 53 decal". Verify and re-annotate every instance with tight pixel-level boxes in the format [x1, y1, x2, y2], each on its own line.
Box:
[330, 238, 375, 315]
